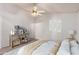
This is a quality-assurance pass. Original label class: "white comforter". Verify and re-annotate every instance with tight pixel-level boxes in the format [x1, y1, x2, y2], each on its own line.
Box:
[32, 41, 57, 55]
[57, 40, 71, 55]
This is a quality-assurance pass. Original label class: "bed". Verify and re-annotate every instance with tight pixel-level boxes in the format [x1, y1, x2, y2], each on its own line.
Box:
[17, 40, 61, 55]
[4, 38, 79, 55]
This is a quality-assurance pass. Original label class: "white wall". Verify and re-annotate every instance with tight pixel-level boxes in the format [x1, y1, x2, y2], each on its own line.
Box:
[34, 13, 77, 41]
[59, 13, 77, 40]
[75, 11, 79, 41]
[0, 17, 2, 48]
[34, 14, 51, 40]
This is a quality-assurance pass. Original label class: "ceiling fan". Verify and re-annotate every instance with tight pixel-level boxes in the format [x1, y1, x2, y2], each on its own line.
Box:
[16, 3, 45, 17]
[31, 5, 45, 16]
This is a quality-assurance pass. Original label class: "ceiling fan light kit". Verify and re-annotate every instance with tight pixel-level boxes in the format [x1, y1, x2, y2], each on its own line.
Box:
[31, 6, 38, 16]
[31, 6, 45, 16]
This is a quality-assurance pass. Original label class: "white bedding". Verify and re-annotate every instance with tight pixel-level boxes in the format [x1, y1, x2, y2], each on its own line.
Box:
[57, 40, 71, 55]
[4, 40, 71, 55]
[17, 40, 60, 55]
[57, 39, 79, 55]
[70, 40, 79, 55]
[4, 39, 79, 55]
[6, 39, 79, 55]
[4, 40, 61, 55]
[32, 40, 57, 55]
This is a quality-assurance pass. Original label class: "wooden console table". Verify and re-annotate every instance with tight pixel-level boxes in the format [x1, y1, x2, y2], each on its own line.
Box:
[9, 34, 29, 48]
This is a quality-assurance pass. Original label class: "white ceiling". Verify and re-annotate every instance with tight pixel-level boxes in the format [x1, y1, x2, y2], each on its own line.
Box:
[16, 3, 79, 13]
[0, 3, 79, 14]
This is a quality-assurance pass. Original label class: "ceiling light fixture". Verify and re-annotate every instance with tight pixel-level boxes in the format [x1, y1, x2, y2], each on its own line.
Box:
[31, 6, 42, 16]
[31, 5, 45, 17]
[31, 6, 38, 16]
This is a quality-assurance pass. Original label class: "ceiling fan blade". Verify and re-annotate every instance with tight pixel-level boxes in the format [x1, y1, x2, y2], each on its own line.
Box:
[38, 11, 45, 13]
[15, 4, 31, 12]
[33, 6, 38, 11]
[38, 13, 42, 16]
[14, 4, 34, 16]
